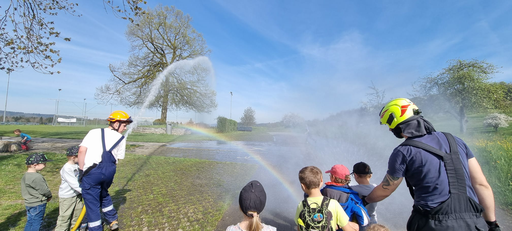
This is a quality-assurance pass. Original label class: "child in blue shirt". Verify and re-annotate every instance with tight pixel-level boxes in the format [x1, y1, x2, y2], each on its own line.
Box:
[14, 129, 32, 151]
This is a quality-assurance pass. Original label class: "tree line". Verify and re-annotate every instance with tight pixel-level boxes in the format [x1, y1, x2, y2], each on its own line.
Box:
[364, 59, 512, 133]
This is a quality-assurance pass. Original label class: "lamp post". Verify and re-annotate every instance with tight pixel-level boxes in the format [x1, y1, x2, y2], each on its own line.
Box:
[230, 92, 233, 119]
[83, 98, 87, 126]
[3, 70, 11, 123]
[54, 89, 61, 125]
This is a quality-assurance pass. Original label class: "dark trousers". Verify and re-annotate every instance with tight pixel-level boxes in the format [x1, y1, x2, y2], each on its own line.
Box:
[81, 164, 117, 231]
[406, 195, 487, 231]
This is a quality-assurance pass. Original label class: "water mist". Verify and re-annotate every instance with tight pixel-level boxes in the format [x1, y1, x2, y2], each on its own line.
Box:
[124, 56, 215, 138]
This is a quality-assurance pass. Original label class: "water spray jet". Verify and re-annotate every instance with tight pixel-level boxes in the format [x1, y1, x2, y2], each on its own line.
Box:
[124, 56, 215, 138]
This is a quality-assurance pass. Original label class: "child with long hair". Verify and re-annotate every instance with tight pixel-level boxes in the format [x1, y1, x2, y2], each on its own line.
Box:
[226, 180, 276, 231]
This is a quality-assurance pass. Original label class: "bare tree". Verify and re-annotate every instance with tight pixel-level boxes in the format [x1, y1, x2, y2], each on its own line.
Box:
[361, 81, 386, 112]
[95, 5, 216, 121]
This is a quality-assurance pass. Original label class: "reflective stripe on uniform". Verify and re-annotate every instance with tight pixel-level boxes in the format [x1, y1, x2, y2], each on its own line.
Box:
[89, 220, 102, 227]
[102, 204, 114, 212]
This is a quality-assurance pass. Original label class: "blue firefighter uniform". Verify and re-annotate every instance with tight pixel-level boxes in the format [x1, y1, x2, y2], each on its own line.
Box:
[81, 129, 124, 231]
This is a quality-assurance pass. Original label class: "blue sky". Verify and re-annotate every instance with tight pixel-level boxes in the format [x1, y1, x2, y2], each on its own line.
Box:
[2, 0, 512, 124]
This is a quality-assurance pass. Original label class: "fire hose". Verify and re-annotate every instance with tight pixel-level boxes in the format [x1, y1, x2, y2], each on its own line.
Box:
[70, 205, 86, 231]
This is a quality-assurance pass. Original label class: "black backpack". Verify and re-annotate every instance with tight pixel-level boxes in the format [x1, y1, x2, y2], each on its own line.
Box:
[298, 197, 333, 231]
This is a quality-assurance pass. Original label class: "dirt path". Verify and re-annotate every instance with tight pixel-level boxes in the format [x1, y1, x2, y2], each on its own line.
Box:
[0, 137, 164, 156]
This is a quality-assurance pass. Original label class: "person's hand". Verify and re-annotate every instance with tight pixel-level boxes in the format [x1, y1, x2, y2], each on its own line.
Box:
[486, 220, 501, 231]
[361, 196, 369, 206]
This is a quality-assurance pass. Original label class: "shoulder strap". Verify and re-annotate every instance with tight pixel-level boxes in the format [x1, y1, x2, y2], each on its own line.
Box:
[302, 198, 310, 210]
[441, 132, 467, 195]
[320, 197, 333, 231]
[320, 196, 330, 209]
[101, 128, 125, 152]
[109, 135, 125, 152]
[399, 132, 467, 196]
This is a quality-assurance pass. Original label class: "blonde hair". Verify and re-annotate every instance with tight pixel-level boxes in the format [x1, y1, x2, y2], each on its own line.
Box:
[299, 166, 322, 190]
[332, 175, 351, 185]
[366, 224, 390, 231]
[247, 211, 263, 231]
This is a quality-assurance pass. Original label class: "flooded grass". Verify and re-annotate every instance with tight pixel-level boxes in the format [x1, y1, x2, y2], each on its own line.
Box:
[0, 152, 257, 230]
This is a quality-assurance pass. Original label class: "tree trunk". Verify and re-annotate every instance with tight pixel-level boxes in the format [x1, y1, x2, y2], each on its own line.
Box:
[459, 106, 467, 133]
[160, 77, 171, 123]
[160, 98, 168, 122]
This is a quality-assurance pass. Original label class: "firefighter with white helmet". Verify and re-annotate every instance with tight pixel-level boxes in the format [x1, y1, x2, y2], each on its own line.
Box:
[364, 98, 500, 231]
[78, 110, 133, 231]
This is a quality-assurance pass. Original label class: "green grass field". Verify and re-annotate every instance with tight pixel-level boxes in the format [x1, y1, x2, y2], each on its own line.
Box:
[0, 125, 275, 143]
[0, 152, 257, 231]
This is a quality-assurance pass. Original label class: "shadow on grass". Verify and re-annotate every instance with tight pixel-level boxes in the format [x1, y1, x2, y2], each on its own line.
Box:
[119, 152, 155, 190]
[0, 210, 25, 230]
[112, 189, 132, 209]
[41, 205, 60, 231]
[0, 154, 17, 162]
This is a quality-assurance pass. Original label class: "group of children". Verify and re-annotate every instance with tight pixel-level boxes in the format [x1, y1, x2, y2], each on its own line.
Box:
[295, 163, 384, 231]
[22, 149, 385, 231]
[227, 162, 387, 231]
[21, 147, 86, 231]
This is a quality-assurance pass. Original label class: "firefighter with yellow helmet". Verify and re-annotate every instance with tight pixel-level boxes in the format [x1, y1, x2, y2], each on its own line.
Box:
[77, 110, 133, 230]
[364, 98, 500, 231]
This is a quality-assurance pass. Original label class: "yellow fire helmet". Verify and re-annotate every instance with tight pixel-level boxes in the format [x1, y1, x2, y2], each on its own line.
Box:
[107, 110, 133, 124]
[379, 98, 420, 129]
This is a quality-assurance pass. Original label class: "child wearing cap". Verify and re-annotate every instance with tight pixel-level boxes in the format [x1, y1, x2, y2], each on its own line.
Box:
[21, 153, 53, 231]
[296, 166, 358, 231]
[351, 162, 378, 229]
[55, 145, 85, 231]
[226, 180, 276, 231]
[322, 164, 370, 230]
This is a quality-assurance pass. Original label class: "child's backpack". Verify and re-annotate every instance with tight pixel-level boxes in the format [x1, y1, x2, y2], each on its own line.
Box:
[322, 185, 370, 227]
[298, 197, 333, 231]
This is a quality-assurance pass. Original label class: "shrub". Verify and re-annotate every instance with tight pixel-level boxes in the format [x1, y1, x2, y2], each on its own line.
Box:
[153, 119, 166, 125]
[483, 113, 512, 131]
[216, 116, 237, 133]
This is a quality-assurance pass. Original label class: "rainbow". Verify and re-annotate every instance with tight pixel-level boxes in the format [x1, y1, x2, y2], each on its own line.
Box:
[180, 125, 302, 202]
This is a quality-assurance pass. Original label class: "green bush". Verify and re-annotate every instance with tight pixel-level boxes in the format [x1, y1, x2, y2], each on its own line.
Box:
[216, 116, 237, 133]
[153, 119, 166, 125]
